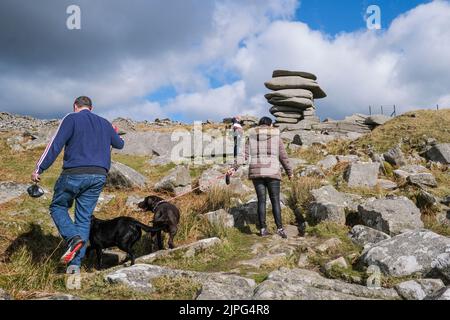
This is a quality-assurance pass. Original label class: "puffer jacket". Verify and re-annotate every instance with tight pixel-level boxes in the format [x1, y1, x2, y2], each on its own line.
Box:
[243, 126, 293, 180]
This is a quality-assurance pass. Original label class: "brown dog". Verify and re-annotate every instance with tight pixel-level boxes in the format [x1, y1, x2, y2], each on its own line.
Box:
[138, 195, 180, 251]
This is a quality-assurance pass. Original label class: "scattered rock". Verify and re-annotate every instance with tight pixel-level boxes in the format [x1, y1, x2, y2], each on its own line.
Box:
[324, 257, 348, 271]
[32, 294, 81, 300]
[0, 182, 28, 204]
[154, 165, 192, 195]
[407, 173, 438, 188]
[349, 225, 391, 248]
[317, 155, 338, 171]
[204, 209, 234, 228]
[395, 279, 445, 300]
[198, 168, 226, 192]
[125, 195, 143, 210]
[315, 238, 343, 253]
[377, 179, 398, 190]
[253, 268, 399, 300]
[358, 229, 450, 278]
[358, 197, 423, 235]
[95, 194, 116, 212]
[345, 162, 380, 188]
[336, 155, 360, 163]
[383, 145, 407, 167]
[0, 288, 11, 300]
[105, 264, 256, 300]
[300, 165, 325, 178]
[426, 144, 450, 164]
[136, 238, 222, 264]
[106, 161, 147, 189]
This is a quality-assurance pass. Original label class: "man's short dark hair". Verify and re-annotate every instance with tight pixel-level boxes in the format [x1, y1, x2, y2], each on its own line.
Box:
[258, 117, 273, 126]
[74, 96, 92, 108]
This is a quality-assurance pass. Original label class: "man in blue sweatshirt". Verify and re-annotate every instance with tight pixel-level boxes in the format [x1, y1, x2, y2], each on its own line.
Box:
[32, 96, 124, 272]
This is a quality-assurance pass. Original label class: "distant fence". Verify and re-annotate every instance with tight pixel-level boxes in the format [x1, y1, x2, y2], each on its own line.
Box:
[368, 104, 443, 117]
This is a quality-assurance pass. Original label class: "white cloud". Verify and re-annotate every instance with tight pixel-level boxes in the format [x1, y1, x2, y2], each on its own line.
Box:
[1, 0, 449, 122]
[228, 0, 450, 120]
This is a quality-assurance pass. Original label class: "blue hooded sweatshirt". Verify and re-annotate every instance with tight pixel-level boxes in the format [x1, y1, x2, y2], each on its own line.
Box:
[35, 109, 124, 175]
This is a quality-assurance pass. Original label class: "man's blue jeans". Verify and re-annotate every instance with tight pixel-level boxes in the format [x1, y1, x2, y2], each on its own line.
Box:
[50, 174, 106, 267]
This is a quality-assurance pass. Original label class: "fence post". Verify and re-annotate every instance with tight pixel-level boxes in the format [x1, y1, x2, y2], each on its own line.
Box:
[369, 106, 372, 115]
[381, 105, 384, 115]
[437, 104, 439, 111]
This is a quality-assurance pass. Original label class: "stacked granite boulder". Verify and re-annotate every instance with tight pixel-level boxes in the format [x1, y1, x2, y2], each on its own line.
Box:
[264, 70, 327, 131]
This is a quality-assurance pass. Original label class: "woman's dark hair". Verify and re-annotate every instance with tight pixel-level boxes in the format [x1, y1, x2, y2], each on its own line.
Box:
[258, 117, 273, 126]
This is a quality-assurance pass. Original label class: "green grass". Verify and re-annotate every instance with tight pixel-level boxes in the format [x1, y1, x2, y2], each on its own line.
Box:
[151, 229, 255, 273]
[355, 109, 450, 153]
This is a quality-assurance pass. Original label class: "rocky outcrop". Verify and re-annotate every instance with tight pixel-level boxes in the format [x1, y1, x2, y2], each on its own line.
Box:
[105, 264, 256, 300]
[365, 115, 391, 126]
[349, 225, 391, 248]
[357, 197, 423, 235]
[106, 161, 147, 189]
[344, 162, 380, 188]
[0, 182, 29, 204]
[253, 268, 400, 300]
[154, 165, 192, 195]
[264, 70, 326, 131]
[358, 229, 450, 279]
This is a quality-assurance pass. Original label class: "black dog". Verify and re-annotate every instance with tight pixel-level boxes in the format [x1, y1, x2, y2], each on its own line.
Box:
[138, 195, 180, 251]
[87, 216, 162, 268]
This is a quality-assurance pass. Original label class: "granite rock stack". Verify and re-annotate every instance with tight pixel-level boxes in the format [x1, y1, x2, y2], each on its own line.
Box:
[264, 70, 327, 131]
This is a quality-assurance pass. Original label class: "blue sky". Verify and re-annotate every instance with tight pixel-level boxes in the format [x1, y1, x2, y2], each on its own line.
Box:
[296, 0, 432, 34]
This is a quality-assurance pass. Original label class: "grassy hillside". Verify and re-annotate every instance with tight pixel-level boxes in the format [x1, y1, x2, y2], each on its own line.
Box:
[355, 109, 450, 153]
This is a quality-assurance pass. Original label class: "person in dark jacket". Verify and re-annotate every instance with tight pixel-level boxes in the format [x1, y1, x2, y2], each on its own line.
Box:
[230, 117, 293, 238]
[31, 96, 124, 273]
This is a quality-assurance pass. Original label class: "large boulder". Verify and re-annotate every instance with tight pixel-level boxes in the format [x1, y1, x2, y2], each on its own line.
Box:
[308, 186, 361, 225]
[105, 264, 256, 300]
[0, 182, 28, 204]
[358, 197, 423, 235]
[106, 161, 147, 189]
[154, 165, 192, 195]
[349, 225, 391, 248]
[265, 76, 327, 99]
[344, 162, 380, 188]
[253, 268, 399, 300]
[395, 279, 445, 300]
[358, 229, 450, 279]
[426, 144, 450, 164]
